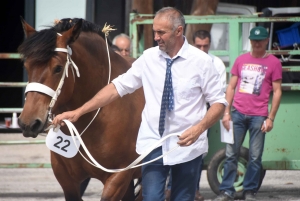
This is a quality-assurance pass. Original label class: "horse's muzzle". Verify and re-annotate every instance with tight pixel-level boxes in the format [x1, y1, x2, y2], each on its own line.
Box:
[18, 118, 45, 138]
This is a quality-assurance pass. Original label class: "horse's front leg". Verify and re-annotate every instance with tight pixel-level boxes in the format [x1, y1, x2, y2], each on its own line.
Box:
[122, 179, 135, 201]
[51, 153, 83, 201]
[101, 170, 135, 201]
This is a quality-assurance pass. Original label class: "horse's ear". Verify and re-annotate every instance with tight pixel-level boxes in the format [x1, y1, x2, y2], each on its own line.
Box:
[20, 16, 36, 38]
[62, 19, 83, 45]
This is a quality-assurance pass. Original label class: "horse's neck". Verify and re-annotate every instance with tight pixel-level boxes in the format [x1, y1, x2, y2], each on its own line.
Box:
[69, 33, 130, 107]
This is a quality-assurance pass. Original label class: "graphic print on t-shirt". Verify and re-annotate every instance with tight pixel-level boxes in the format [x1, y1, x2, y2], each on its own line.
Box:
[239, 63, 267, 95]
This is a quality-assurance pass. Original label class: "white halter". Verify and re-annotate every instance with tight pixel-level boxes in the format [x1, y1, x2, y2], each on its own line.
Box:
[24, 43, 80, 120]
[24, 31, 110, 135]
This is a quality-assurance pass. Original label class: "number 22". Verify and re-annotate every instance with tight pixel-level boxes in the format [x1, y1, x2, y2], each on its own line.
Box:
[54, 136, 70, 152]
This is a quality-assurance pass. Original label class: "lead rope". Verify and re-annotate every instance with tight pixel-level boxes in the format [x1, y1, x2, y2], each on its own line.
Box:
[77, 23, 115, 134]
[77, 24, 115, 134]
[55, 24, 180, 172]
[64, 119, 180, 173]
[102, 22, 115, 84]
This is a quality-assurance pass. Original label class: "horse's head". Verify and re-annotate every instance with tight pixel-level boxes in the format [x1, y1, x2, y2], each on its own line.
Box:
[18, 18, 83, 137]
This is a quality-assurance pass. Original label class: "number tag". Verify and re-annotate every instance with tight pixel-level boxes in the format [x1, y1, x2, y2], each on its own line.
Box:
[46, 128, 81, 158]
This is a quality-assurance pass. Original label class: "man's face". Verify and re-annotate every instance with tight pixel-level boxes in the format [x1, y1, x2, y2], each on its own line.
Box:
[153, 16, 177, 54]
[250, 38, 269, 53]
[194, 37, 210, 54]
[115, 37, 131, 56]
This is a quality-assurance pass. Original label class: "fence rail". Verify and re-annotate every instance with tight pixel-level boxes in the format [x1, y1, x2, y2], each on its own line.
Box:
[0, 163, 51, 168]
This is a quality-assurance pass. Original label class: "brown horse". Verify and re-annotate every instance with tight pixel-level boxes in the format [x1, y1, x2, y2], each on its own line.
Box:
[18, 18, 144, 201]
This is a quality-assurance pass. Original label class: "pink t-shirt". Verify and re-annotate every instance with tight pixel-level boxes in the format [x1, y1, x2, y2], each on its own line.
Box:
[232, 53, 282, 116]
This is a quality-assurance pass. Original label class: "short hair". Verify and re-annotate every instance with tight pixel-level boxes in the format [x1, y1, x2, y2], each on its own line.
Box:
[112, 33, 131, 45]
[192, 30, 211, 43]
[155, 7, 185, 31]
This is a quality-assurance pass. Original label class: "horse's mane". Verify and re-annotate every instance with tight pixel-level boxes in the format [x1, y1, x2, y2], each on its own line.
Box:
[54, 18, 108, 40]
[18, 18, 110, 64]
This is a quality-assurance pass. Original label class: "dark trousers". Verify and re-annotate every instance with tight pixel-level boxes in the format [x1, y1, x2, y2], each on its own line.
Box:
[142, 146, 202, 201]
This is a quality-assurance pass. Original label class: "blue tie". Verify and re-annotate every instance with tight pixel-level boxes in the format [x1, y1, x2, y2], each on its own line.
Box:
[158, 57, 179, 136]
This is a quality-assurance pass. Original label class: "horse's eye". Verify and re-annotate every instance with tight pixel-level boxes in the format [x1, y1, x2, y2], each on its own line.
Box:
[54, 65, 63, 74]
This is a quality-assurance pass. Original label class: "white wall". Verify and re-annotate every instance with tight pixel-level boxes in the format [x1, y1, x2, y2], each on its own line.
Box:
[35, 0, 86, 31]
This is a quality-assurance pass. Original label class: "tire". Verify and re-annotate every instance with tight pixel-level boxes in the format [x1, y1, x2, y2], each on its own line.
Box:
[207, 147, 266, 199]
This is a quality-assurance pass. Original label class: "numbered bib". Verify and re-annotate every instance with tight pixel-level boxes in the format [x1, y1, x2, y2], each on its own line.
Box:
[46, 128, 81, 158]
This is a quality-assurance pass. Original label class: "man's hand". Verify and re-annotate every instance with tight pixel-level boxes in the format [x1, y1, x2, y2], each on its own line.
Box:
[222, 114, 231, 131]
[177, 126, 201, 146]
[261, 118, 273, 133]
[52, 109, 81, 127]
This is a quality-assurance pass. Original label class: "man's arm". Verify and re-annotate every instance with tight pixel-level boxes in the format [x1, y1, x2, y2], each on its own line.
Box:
[52, 83, 120, 126]
[264, 79, 282, 132]
[222, 75, 238, 130]
[177, 102, 225, 146]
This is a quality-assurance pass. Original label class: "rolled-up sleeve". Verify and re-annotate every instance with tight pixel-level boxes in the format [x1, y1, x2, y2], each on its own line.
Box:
[112, 56, 144, 97]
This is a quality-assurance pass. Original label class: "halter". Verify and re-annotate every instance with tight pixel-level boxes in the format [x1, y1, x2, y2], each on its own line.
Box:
[24, 32, 108, 134]
[24, 43, 80, 123]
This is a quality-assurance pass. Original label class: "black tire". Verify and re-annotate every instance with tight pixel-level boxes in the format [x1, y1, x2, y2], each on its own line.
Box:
[207, 147, 266, 199]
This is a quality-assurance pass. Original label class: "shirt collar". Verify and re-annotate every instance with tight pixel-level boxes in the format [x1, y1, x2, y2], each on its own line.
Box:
[159, 36, 189, 60]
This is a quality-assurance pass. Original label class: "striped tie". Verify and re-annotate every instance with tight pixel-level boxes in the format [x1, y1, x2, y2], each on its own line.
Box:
[158, 57, 179, 136]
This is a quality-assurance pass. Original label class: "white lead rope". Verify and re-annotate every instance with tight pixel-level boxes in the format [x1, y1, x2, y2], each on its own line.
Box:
[102, 23, 114, 85]
[63, 119, 180, 173]
[61, 24, 180, 172]
[47, 24, 179, 172]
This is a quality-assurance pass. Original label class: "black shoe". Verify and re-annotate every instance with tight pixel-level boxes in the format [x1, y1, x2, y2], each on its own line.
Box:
[244, 191, 256, 201]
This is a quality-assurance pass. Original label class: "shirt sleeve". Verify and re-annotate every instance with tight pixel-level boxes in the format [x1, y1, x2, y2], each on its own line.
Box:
[272, 59, 283, 81]
[231, 56, 240, 76]
[213, 57, 227, 92]
[111, 56, 144, 97]
[201, 58, 228, 106]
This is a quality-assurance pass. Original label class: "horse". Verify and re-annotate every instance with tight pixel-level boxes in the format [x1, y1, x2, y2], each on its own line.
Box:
[17, 18, 144, 201]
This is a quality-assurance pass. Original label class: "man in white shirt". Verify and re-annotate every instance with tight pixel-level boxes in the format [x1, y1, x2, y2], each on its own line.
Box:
[53, 7, 227, 201]
[166, 30, 227, 201]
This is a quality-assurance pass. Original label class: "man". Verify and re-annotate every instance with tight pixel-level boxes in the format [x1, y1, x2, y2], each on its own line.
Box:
[165, 30, 227, 201]
[213, 26, 282, 201]
[112, 33, 131, 56]
[53, 7, 227, 201]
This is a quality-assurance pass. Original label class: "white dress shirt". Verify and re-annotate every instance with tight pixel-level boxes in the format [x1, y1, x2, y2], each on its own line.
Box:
[209, 53, 227, 92]
[112, 38, 227, 165]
